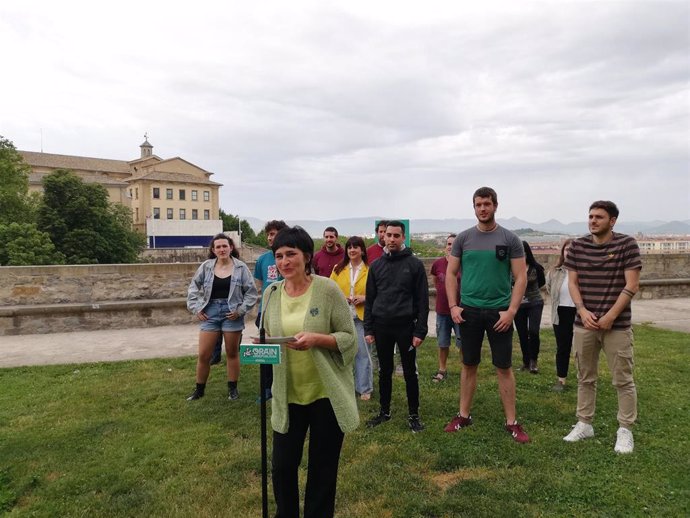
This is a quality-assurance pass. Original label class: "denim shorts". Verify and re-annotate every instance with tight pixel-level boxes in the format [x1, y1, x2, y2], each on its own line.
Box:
[436, 313, 461, 349]
[199, 299, 245, 333]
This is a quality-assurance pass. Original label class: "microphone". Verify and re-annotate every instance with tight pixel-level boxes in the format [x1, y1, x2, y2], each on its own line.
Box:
[259, 285, 278, 345]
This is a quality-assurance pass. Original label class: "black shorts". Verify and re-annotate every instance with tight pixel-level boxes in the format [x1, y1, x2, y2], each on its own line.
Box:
[459, 304, 513, 369]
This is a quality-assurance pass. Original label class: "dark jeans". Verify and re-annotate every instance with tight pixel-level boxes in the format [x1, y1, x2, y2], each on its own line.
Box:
[210, 335, 224, 364]
[374, 320, 419, 415]
[239, 311, 272, 391]
[553, 306, 576, 378]
[272, 398, 344, 518]
[514, 302, 544, 365]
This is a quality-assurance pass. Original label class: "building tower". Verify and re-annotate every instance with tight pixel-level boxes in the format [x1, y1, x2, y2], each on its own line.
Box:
[140, 134, 153, 158]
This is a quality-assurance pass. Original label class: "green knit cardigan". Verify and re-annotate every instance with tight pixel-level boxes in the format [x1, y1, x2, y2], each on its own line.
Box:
[264, 275, 360, 434]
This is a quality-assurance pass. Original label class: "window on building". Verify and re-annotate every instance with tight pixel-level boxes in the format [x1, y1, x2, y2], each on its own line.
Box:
[153, 207, 160, 219]
[203, 191, 210, 202]
[166, 188, 173, 200]
[204, 209, 210, 220]
[179, 189, 186, 200]
[167, 208, 174, 219]
[192, 209, 198, 220]
[153, 188, 160, 199]
[135, 208, 139, 221]
[129, 188, 133, 198]
[180, 209, 186, 220]
[135, 188, 139, 200]
[192, 190, 198, 201]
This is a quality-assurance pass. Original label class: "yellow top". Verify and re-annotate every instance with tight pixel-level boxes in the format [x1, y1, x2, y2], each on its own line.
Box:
[330, 262, 369, 320]
[280, 283, 326, 404]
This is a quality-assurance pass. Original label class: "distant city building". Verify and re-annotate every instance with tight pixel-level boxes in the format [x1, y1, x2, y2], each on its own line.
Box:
[20, 137, 223, 248]
[637, 238, 690, 254]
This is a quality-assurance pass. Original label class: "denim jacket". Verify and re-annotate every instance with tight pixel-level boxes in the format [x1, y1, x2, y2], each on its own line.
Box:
[187, 257, 258, 316]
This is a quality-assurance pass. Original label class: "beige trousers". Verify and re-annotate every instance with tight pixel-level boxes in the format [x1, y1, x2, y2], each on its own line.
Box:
[573, 327, 637, 429]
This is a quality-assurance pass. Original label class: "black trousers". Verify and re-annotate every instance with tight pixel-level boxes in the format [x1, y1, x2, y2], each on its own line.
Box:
[374, 320, 419, 415]
[514, 302, 544, 365]
[553, 306, 576, 378]
[272, 398, 344, 518]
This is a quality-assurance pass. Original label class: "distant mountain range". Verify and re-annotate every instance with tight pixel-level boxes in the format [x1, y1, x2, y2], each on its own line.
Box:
[243, 217, 690, 237]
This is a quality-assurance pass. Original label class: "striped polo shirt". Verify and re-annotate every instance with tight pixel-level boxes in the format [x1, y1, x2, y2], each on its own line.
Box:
[564, 232, 642, 329]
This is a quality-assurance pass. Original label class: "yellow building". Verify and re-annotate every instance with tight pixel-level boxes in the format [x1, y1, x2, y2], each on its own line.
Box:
[20, 138, 224, 247]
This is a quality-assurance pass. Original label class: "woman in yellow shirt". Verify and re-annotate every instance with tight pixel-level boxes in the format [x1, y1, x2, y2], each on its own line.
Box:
[331, 236, 374, 400]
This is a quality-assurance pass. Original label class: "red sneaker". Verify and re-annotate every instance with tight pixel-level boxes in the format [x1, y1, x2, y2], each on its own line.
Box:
[505, 421, 530, 443]
[444, 414, 473, 433]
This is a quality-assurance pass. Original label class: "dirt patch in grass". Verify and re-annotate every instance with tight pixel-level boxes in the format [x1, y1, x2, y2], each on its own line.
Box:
[429, 467, 496, 491]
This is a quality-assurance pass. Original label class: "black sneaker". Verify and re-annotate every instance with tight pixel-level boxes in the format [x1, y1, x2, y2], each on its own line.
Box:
[186, 389, 204, 401]
[366, 411, 391, 428]
[408, 414, 425, 433]
[228, 387, 239, 401]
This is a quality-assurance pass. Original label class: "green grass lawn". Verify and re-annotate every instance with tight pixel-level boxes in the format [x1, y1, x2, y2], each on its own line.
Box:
[1, 325, 688, 517]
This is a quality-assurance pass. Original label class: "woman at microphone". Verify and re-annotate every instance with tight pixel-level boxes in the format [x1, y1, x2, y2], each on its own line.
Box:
[260, 226, 358, 518]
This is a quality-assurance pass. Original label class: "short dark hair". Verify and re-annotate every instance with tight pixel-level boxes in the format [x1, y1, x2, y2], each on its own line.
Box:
[272, 226, 314, 275]
[473, 186, 498, 205]
[324, 226, 338, 237]
[589, 200, 619, 219]
[264, 220, 288, 234]
[376, 220, 388, 231]
[334, 236, 368, 274]
[447, 233, 457, 240]
[208, 233, 240, 259]
[386, 220, 406, 235]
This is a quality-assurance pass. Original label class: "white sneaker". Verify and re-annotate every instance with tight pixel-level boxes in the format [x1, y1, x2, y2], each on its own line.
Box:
[614, 427, 634, 454]
[563, 421, 595, 442]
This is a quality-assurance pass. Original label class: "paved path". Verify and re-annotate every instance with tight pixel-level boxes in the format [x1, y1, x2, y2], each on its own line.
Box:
[1, 298, 688, 368]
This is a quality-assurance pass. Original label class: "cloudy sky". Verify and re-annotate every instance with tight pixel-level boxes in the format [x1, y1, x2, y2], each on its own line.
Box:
[1, 0, 688, 224]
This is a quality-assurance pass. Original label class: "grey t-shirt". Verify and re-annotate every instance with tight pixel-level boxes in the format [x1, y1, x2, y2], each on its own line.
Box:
[451, 225, 524, 309]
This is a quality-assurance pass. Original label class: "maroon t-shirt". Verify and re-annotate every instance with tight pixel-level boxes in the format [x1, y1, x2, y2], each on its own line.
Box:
[431, 257, 461, 315]
[367, 243, 385, 263]
[313, 245, 345, 277]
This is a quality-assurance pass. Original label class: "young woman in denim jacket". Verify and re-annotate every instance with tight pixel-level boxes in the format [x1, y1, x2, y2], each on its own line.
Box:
[186, 234, 258, 401]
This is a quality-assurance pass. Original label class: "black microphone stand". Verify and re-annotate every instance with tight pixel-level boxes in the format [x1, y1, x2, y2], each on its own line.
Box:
[258, 285, 277, 518]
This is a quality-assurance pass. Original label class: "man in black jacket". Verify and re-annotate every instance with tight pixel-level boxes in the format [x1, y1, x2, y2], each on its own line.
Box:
[364, 221, 429, 433]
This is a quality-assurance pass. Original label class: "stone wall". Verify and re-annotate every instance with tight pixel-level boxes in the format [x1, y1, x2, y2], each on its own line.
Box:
[1, 254, 687, 336]
[139, 244, 266, 264]
[1, 263, 198, 306]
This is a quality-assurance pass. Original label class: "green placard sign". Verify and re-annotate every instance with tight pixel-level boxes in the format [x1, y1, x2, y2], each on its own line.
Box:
[240, 344, 281, 365]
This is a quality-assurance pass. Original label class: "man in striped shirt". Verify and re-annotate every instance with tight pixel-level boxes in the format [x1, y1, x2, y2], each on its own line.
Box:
[562, 200, 642, 454]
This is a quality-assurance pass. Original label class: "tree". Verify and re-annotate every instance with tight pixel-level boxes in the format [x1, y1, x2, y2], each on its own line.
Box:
[0, 136, 39, 225]
[252, 229, 268, 248]
[37, 170, 146, 264]
[219, 209, 259, 244]
[0, 222, 65, 266]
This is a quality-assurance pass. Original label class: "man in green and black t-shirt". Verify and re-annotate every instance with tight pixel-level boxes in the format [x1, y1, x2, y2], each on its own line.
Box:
[443, 187, 530, 443]
[563, 200, 642, 454]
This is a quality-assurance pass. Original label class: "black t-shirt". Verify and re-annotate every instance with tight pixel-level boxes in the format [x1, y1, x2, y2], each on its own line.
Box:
[210, 275, 231, 299]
